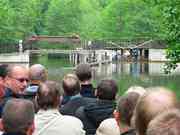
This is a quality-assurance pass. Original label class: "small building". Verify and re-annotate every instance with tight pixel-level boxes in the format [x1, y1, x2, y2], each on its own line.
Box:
[105, 40, 168, 62]
[137, 40, 167, 62]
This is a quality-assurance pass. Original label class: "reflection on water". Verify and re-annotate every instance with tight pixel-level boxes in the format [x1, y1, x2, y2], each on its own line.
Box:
[30, 54, 180, 85]
[94, 61, 180, 78]
[2, 53, 180, 96]
[91, 61, 180, 98]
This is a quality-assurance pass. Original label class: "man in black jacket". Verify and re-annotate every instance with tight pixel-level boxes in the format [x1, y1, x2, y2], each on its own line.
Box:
[75, 79, 118, 135]
[60, 74, 95, 116]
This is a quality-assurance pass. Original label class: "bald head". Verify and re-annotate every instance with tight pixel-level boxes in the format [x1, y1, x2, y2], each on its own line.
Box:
[135, 87, 177, 135]
[29, 64, 47, 82]
[2, 98, 34, 133]
[125, 85, 146, 96]
[8, 65, 29, 78]
[62, 74, 80, 96]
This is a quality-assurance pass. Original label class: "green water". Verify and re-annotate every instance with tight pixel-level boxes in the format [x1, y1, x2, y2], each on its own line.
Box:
[31, 54, 180, 98]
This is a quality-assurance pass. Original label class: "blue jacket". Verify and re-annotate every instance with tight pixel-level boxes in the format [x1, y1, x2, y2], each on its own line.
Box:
[0, 88, 24, 117]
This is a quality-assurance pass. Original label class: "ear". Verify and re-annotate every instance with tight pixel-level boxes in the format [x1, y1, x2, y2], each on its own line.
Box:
[57, 96, 61, 106]
[45, 70, 48, 80]
[35, 95, 38, 103]
[0, 119, 4, 131]
[113, 110, 120, 126]
[31, 122, 35, 132]
[27, 121, 35, 135]
[94, 89, 98, 97]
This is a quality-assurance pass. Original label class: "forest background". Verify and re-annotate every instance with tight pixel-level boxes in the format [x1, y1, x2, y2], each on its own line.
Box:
[0, 0, 179, 70]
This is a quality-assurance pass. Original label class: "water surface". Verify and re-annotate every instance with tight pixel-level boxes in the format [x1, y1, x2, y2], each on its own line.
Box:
[31, 54, 180, 97]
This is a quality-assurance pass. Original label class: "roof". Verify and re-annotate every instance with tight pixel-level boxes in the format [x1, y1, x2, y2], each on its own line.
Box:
[105, 40, 167, 50]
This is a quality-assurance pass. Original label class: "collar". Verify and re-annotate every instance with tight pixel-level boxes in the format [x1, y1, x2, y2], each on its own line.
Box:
[70, 93, 82, 100]
[4, 88, 24, 98]
[2, 132, 26, 135]
[37, 109, 61, 116]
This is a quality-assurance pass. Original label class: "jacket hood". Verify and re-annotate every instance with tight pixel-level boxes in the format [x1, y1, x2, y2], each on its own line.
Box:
[84, 100, 114, 128]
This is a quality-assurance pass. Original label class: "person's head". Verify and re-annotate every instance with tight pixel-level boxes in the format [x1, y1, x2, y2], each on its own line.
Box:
[96, 79, 118, 100]
[36, 81, 63, 110]
[6, 65, 29, 93]
[147, 109, 180, 135]
[1, 98, 34, 135]
[29, 64, 47, 83]
[0, 64, 8, 97]
[135, 87, 177, 135]
[0, 64, 8, 80]
[96, 118, 120, 135]
[115, 92, 140, 128]
[125, 86, 146, 96]
[62, 74, 80, 96]
[75, 63, 92, 83]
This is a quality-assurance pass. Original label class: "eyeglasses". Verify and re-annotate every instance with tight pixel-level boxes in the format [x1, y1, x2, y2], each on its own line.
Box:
[12, 77, 29, 83]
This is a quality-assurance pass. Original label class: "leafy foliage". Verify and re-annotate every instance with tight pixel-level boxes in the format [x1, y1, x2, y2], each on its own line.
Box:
[0, 0, 180, 71]
[45, 0, 82, 35]
[162, 0, 180, 73]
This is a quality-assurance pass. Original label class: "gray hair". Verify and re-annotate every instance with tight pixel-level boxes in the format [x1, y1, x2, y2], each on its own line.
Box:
[2, 98, 34, 133]
[29, 64, 47, 82]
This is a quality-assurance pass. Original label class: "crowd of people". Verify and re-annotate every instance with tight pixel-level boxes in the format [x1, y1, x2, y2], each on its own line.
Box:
[0, 63, 179, 135]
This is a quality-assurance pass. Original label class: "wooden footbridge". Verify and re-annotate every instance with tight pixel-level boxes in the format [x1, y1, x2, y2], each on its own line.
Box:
[25, 35, 81, 44]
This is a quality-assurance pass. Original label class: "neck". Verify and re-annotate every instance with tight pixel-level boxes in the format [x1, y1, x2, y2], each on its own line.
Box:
[119, 123, 131, 133]
[80, 80, 91, 85]
[30, 80, 41, 85]
[3, 132, 27, 135]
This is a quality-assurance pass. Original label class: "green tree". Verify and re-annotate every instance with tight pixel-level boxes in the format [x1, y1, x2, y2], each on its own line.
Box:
[162, 0, 180, 73]
[99, 0, 164, 40]
[79, 0, 102, 39]
[33, 0, 50, 35]
[45, 0, 82, 35]
[0, 0, 37, 44]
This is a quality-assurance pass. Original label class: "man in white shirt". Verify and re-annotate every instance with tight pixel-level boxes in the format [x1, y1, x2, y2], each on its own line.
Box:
[33, 81, 85, 135]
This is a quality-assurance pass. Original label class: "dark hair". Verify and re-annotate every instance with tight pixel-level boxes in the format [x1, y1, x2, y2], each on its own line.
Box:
[2, 98, 34, 133]
[0, 64, 8, 78]
[62, 74, 80, 96]
[37, 81, 63, 110]
[117, 92, 140, 126]
[96, 79, 118, 100]
[75, 64, 92, 81]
